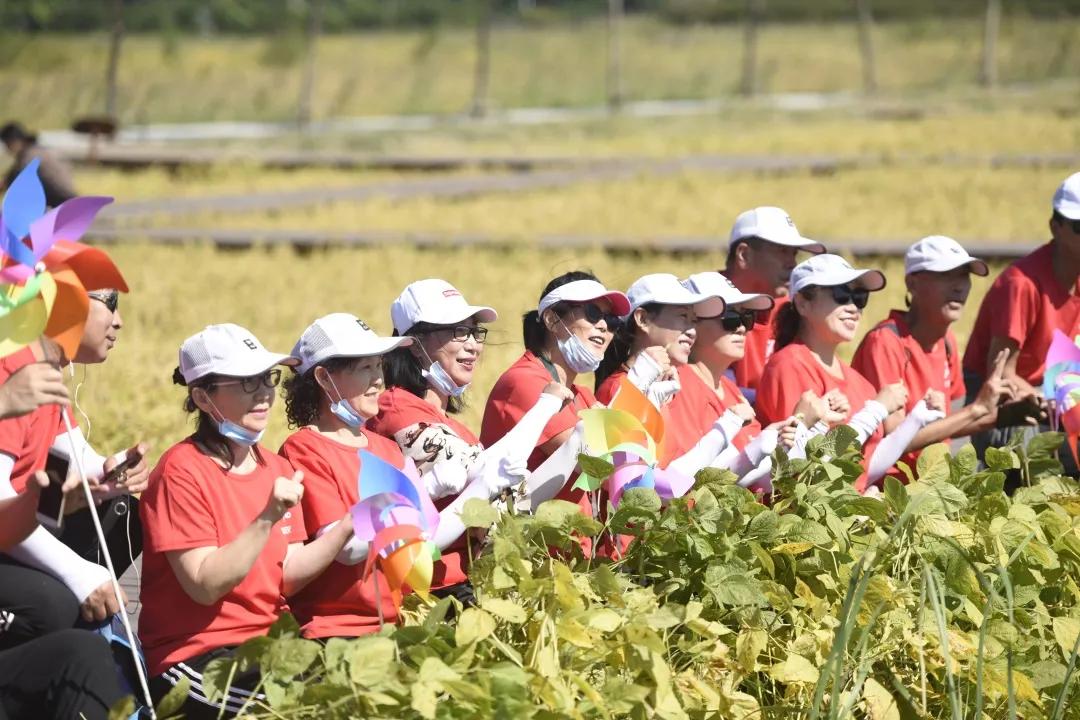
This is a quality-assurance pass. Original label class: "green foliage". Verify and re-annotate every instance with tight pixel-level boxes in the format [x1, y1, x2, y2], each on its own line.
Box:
[208, 430, 1080, 719]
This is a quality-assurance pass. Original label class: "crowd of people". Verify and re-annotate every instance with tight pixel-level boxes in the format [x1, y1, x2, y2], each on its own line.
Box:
[0, 171, 1077, 718]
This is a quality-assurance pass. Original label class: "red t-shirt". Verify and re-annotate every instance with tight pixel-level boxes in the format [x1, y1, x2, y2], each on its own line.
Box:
[138, 439, 306, 676]
[732, 298, 787, 393]
[852, 311, 966, 472]
[963, 243, 1080, 386]
[278, 427, 419, 639]
[712, 372, 762, 451]
[0, 347, 75, 493]
[757, 342, 882, 490]
[370, 386, 480, 445]
[480, 351, 595, 516]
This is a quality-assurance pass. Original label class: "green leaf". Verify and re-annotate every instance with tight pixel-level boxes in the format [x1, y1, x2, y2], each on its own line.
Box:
[883, 475, 909, 514]
[746, 510, 779, 542]
[1027, 432, 1064, 459]
[200, 657, 234, 704]
[535, 499, 588, 528]
[577, 453, 615, 480]
[267, 637, 321, 679]
[584, 608, 623, 633]
[768, 654, 819, 684]
[419, 656, 461, 683]
[1053, 617, 1080, 661]
[267, 612, 301, 638]
[863, 677, 900, 720]
[985, 446, 1021, 471]
[155, 675, 191, 719]
[455, 607, 497, 646]
[482, 597, 528, 624]
[461, 497, 499, 528]
[837, 496, 889, 522]
[736, 628, 767, 672]
[107, 696, 136, 720]
[348, 635, 397, 687]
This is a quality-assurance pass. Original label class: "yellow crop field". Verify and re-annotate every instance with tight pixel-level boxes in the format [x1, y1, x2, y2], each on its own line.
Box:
[74, 243, 1004, 465]
[2, 16, 1077, 127]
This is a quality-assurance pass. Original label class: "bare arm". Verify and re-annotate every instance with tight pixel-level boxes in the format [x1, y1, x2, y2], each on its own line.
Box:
[282, 518, 354, 596]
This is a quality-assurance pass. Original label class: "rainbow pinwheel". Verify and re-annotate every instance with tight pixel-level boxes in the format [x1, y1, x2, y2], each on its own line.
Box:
[353, 450, 441, 601]
[0, 159, 120, 360]
[1044, 330, 1080, 463]
[575, 378, 693, 507]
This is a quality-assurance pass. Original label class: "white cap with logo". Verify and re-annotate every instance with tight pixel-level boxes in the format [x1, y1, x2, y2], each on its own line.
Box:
[904, 236, 989, 277]
[683, 271, 774, 314]
[729, 206, 826, 253]
[537, 279, 631, 316]
[293, 313, 413, 374]
[789, 254, 887, 295]
[1053, 172, 1080, 221]
[178, 323, 297, 385]
[625, 273, 726, 317]
[391, 279, 498, 335]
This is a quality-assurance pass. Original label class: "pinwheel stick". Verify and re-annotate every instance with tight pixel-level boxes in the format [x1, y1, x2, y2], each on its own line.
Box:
[60, 411, 156, 717]
[372, 559, 385, 629]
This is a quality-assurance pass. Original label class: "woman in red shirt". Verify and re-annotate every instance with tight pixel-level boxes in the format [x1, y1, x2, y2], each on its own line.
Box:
[140, 324, 354, 720]
[852, 236, 1012, 474]
[756, 255, 943, 493]
[481, 271, 630, 514]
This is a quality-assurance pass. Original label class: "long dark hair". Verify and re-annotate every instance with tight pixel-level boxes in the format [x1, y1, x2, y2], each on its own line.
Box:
[172, 367, 264, 470]
[383, 321, 466, 414]
[522, 270, 601, 355]
[773, 288, 816, 350]
[594, 303, 659, 391]
[282, 356, 366, 428]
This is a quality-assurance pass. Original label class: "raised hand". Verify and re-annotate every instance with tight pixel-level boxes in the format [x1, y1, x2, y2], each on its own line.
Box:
[875, 381, 909, 415]
[263, 471, 304, 522]
[0, 362, 69, 419]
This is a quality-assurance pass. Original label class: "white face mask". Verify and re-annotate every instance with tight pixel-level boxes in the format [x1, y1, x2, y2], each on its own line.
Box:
[324, 373, 366, 429]
[556, 320, 602, 373]
[417, 343, 468, 397]
[205, 397, 264, 447]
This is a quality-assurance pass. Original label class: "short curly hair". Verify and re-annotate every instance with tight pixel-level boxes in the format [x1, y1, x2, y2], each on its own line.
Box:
[282, 355, 366, 429]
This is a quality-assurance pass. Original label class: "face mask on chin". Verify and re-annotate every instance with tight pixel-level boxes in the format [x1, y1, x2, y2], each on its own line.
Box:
[324, 372, 367, 429]
[556, 320, 602, 374]
[205, 396, 264, 447]
[418, 343, 469, 398]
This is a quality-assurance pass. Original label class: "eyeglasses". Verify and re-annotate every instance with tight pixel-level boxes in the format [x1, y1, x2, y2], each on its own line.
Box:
[88, 290, 119, 313]
[708, 309, 757, 332]
[565, 302, 621, 330]
[213, 369, 282, 393]
[419, 325, 489, 344]
[830, 285, 870, 309]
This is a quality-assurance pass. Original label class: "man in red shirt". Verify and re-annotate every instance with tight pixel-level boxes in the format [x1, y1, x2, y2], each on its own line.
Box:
[724, 206, 825, 402]
[962, 171, 1080, 473]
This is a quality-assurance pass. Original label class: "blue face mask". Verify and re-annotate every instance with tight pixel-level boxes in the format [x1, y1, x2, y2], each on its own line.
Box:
[556, 320, 602, 374]
[205, 398, 264, 447]
[418, 345, 469, 398]
[325, 374, 366, 429]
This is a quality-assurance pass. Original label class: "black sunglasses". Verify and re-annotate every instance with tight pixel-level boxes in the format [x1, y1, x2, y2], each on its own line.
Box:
[718, 309, 757, 332]
[565, 302, 621, 330]
[88, 290, 119, 313]
[213, 369, 282, 394]
[830, 285, 870, 309]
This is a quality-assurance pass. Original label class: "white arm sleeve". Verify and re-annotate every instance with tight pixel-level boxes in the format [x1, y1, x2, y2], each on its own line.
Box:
[50, 428, 120, 483]
[846, 400, 890, 446]
[738, 458, 774, 493]
[711, 427, 779, 478]
[787, 421, 815, 460]
[469, 392, 563, 484]
[865, 400, 945, 486]
[665, 410, 745, 477]
[523, 425, 584, 512]
[0, 454, 110, 602]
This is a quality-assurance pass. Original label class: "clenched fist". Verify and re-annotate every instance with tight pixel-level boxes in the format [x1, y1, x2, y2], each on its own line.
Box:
[262, 471, 304, 522]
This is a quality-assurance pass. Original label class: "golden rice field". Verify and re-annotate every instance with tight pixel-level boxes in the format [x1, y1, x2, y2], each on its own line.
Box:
[71, 243, 1005, 465]
[6, 16, 1077, 127]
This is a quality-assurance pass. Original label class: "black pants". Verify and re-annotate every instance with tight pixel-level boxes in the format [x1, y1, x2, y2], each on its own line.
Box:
[0, 558, 80, 651]
[151, 646, 264, 720]
[60, 495, 142, 578]
[0, 629, 124, 720]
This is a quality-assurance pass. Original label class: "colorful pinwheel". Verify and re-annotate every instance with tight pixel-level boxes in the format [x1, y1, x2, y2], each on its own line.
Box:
[1043, 330, 1080, 463]
[0, 159, 120, 360]
[575, 378, 693, 508]
[353, 450, 441, 601]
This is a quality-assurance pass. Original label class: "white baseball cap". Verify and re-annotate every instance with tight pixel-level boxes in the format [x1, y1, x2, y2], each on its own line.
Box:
[293, 313, 413, 374]
[904, 236, 989, 277]
[625, 273, 726, 318]
[729, 206, 826, 253]
[790, 254, 887, 295]
[537, 279, 631, 316]
[178, 323, 297, 385]
[391, 279, 498, 335]
[1053, 172, 1080, 221]
[683, 271, 774, 314]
